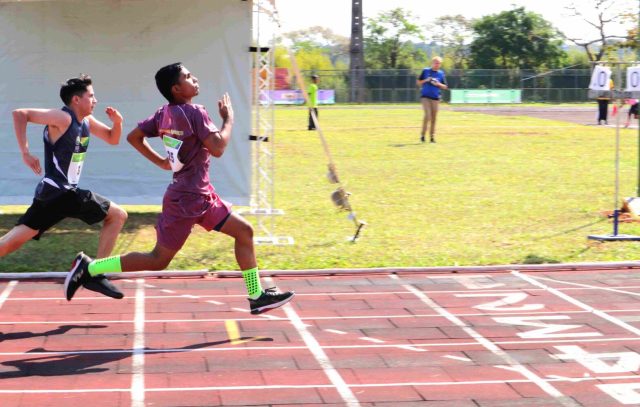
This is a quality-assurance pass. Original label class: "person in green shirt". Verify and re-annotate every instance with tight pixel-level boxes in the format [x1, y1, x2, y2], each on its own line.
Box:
[307, 74, 319, 130]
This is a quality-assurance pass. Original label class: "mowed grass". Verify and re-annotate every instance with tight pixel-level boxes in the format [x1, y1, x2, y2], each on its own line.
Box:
[1, 104, 639, 272]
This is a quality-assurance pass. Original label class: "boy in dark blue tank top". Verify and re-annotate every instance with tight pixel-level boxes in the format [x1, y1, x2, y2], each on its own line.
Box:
[4, 75, 127, 299]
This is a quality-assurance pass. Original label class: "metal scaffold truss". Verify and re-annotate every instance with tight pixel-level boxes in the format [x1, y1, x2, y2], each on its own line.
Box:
[242, 0, 293, 245]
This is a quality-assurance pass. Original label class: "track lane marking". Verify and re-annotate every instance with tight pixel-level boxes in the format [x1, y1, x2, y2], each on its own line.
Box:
[266, 277, 360, 407]
[131, 279, 146, 407]
[2, 373, 640, 394]
[512, 271, 640, 337]
[390, 274, 578, 406]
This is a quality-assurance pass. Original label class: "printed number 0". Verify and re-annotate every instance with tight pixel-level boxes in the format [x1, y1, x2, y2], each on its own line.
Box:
[598, 70, 607, 87]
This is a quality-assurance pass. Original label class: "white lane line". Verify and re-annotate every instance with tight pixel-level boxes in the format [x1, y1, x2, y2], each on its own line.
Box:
[144, 284, 155, 289]
[161, 289, 175, 294]
[182, 294, 199, 299]
[3, 373, 640, 394]
[0, 281, 18, 309]
[9, 284, 640, 301]
[131, 279, 146, 407]
[325, 329, 347, 335]
[5, 307, 640, 325]
[8, 279, 640, 301]
[547, 374, 590, 383]
[359, 337, 385, 343]
[396, 345, 427, 352]
[443, 355, 472, 362]
[390, 274, 578, 406]
[256, 313, 282, 320]
[526, 274, 640, 297]
[512, 272, 640, 337]
[270, 279, 360, 407]
[206, 300, 223, 305]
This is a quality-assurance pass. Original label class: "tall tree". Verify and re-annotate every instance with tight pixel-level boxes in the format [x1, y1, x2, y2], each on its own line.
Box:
[428, 15, 473, 69]
[562, 0, 636, 61]
[469, 7, 566, 69]
[282, 26, 349, 65]
[364, 8, 426, 69]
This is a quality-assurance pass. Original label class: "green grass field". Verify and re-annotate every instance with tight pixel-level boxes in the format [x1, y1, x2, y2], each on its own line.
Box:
[1, 105, 639, 272]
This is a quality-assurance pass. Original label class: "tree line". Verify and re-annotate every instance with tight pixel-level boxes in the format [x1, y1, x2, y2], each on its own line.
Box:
[276, 0, 638, 76]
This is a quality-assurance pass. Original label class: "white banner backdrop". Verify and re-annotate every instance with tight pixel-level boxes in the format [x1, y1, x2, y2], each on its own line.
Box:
[0, 0, 251, 205]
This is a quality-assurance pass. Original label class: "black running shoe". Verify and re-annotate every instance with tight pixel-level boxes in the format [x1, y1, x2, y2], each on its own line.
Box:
[249, 287, 295, 314]
[430, 136, 436, 143]
[420, 135, 425, 143]
[64, 252, 92, 301]
[83, 274, 124, 299]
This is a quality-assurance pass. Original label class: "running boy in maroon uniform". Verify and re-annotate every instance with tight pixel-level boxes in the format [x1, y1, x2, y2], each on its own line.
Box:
[65, 63, 294, 314]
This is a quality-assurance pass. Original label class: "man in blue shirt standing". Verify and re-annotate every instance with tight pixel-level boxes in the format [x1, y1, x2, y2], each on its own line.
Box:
[417, 56, 448, 143]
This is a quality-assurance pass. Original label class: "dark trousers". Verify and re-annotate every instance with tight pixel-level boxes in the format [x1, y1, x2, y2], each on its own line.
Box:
[308, 107, 318, 130]
[597, 99, 609, 123]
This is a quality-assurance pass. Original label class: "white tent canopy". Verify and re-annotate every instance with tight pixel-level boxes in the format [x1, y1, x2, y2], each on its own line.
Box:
[0, 0, 251, 205]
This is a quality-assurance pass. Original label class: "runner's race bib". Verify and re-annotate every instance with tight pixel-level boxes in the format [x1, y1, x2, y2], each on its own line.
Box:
[67, 152, 86, 185]
[163, 135, 185, 172]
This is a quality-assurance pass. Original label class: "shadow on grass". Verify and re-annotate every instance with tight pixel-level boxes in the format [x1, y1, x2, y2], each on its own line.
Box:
[389, 142, 425, 147]
[521, 254, 561, 264]
[0, 336, 273, 378]
[531, 218, 606, 242]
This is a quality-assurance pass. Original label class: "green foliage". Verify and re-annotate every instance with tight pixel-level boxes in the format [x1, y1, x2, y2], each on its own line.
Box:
[565, 48, 590, 69]
[470, 7, 566, 69]
[364, 8, 428, 69]
[274, 47, 292, 70]
[274, 26, 348, 92]
[428, 15, 473, 69]
[282, 26, 349, 66]
[294, 48, 334, 71]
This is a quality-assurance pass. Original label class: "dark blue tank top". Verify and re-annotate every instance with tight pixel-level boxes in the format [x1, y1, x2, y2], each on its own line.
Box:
[34, 106, 90, 201]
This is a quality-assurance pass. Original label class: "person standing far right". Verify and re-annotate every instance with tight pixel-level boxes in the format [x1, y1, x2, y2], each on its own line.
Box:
[417, 56, 448, 143]
[307, 74, 319, 130]
[596, 77, 614, 125]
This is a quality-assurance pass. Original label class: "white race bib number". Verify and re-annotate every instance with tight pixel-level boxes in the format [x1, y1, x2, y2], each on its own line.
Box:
[67, 152, 85, 185]
[626, 66, 640, 91]
[589, 66, 612, 91]
[163, 135, 184, 172]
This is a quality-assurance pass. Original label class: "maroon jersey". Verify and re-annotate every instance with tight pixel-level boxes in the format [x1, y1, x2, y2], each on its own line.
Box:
[138, 103, 219, 195]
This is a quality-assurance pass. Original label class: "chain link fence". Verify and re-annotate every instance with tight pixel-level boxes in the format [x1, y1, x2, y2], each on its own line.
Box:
[300, 68, 592, 103]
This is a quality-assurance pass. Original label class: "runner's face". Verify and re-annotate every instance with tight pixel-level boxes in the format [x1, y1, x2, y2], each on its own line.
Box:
[75, 85, 97, 116]
[432, 60, 441, 70]
[175, 68, 199, 99]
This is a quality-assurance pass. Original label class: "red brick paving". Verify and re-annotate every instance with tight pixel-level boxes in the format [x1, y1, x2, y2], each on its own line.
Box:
[1, 269, 640, 405]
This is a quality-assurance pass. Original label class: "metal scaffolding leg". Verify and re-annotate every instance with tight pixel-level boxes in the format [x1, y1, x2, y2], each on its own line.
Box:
[241, 1, 293, 246]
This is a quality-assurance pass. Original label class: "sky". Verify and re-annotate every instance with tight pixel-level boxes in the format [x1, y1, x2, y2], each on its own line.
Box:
[272, 0, 636, 42]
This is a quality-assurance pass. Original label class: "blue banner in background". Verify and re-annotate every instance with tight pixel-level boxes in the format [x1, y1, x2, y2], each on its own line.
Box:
[260, 90, 335, 105]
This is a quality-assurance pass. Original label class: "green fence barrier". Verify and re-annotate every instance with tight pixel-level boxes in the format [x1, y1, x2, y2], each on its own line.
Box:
[450, 89, 522, 104]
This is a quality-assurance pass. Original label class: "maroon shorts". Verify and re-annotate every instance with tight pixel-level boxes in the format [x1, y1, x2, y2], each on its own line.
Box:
[156, 187, 232, 251]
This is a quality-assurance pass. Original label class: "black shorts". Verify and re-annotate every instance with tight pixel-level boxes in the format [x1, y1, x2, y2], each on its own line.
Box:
[631, 103, 639, 116]
[17, 188, 111, 240]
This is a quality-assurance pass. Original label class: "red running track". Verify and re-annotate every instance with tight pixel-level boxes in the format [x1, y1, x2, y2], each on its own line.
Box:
[2, 268, 640, 406]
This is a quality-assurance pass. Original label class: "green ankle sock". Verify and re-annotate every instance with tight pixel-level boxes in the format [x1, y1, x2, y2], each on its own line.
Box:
[88, 255, 122, 276]
[242, 267, 263, 300]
